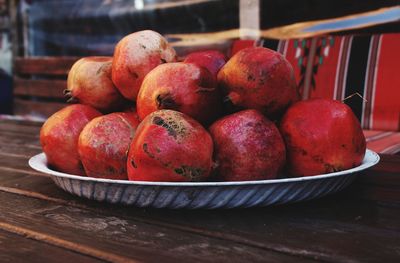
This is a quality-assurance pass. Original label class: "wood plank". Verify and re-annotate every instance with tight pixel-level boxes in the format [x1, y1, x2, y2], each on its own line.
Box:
[0, 140, 41, 151]
[0, 191, 311, 263]
[0, 160, 323, 262]
[0, 172, 76, 202]
[0, 133, 40, 147]
[14, 57, 80, 75]
[0, 153, 40, 173]
[0, 164, 399, 263]
[0, 222, 135, 263]
[0, 119, 42, 131]
[0, 132, 40, 146]
[0, 229, 106, 263]
[0, 143, 39, 174]
[0, 143, 41, 158]
[13, 98, 67, 118]
[0, 166, 47, 178]
[0, 130, 39, 140]
[13, 78, 67, 99]
[0, 118, 43, 127]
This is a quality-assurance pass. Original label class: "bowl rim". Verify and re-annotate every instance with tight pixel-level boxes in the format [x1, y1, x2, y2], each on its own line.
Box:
[29, 149, 379, 187]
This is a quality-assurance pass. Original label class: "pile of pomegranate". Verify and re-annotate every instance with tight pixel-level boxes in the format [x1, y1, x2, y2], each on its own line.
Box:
[40, 30, 366, 182]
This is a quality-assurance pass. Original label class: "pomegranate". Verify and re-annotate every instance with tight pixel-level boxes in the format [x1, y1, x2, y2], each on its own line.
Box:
[137, 62, 221, 125]
[209, 109, 286, 181]
[122, 106, 141, 123]
[127, 110, 213, 182]
[112, 30, 177, 101]
[78, 112, 140, 180]
[65, 57, 128, 113]
[183, 50, 226, 76]
[218, 47, 299, 118]
[280, 98, 366, 177]
[40, 104, 102, 175]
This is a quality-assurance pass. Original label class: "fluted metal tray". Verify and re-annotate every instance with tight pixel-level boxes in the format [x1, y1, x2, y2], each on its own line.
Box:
[29, 150, 379, 209]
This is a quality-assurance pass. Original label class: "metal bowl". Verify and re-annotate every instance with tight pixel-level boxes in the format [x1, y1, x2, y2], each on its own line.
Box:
[29, 149, 379, 209]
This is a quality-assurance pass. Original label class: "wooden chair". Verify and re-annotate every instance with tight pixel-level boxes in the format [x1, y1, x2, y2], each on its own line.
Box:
[12, 56, 80, 118]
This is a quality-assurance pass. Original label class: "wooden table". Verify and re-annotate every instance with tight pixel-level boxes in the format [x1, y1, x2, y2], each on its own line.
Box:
[0, 118, 399, 263]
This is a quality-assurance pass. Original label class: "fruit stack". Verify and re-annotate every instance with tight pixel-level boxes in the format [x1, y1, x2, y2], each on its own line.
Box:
[40, 30, 366, 182]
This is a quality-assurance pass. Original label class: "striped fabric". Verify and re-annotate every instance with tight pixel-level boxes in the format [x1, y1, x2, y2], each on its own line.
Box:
[364, 130, 400, 154]
[230, 33, 400, 154]
[273, 34, 400, 132]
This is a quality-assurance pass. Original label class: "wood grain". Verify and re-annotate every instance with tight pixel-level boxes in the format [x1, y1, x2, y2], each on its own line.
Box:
[14, 57, 79, 75]
[0, 150, 40, 171]
[0, 120, 42, 134]
[1, 171, 399, 263]
[0, 134, 40, 148]
[0, 129, 39, 140]
[0, 222, 136, 263]
[0, 143, 41, 158]
[0, 229, 106, 263]
[13, 56, 75, 117]
[0, 118, 43, 127]
[1, 157, 399, 263]
[0, 191, 313, 263]
[13, 78, 66, 99]
[13, 98, 67, 118]
[0, 140, 42, 151]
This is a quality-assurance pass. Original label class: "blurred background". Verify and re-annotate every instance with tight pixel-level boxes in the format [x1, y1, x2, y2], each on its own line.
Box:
[0, 0, 399, 118]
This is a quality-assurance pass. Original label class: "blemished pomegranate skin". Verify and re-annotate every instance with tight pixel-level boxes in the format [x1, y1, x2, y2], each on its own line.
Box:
[78, 112, 140, 180]
[40, 104, 102, 175]
[66, 56, 128, 113]
[112, 30, 177, 101]
[280, 98, 366, 177]
[183, 50, 226, 76]
[209, 109, 286, 181]
[137, 62, 222, 125]
[218, 47, 299, 119]
[127, 110, 213, 182]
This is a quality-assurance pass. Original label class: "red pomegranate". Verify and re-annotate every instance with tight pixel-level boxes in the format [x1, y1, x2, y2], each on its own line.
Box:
[112, 30, 177, 101]
[127, 110, 213, 182]
[78, 112, 140, 180]
[280, 98, 366, 177]
[217, 47, 299, 118]
[40, 104, 102, 175]
[137, 62, 221, 125]
[65, 57, 128, 113]
[209, 109, 286, 181]
[183, 50, 226, 76]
